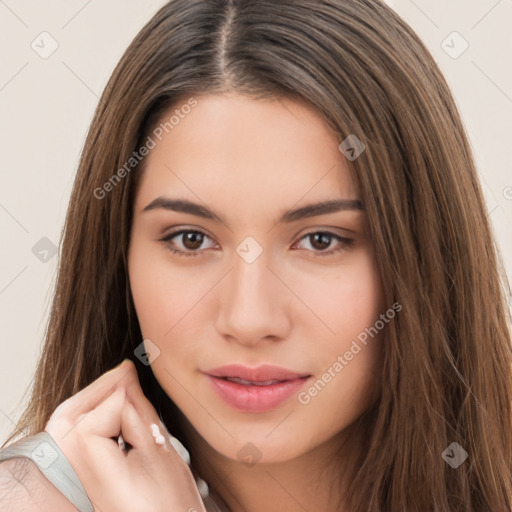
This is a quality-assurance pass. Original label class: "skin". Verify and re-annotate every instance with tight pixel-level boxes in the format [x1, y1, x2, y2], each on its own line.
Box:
[128, 92, 385, 511]
[0, 359, 210, 511]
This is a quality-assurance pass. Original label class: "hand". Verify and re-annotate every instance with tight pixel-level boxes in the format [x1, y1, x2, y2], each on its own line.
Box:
[44, 359, 207, 512]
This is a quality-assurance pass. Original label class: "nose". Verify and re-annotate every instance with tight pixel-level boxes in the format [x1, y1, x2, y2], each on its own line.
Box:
[215, 250, 292, 347]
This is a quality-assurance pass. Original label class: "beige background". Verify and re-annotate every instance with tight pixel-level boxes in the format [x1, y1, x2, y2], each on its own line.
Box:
[1, 0, 511, 444]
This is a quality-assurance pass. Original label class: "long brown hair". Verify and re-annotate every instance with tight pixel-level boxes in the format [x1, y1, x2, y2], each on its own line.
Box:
[4, 0, 511, 510]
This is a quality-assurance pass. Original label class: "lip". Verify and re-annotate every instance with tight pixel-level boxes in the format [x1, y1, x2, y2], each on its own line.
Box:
[204, 364, 311, 412]
[206, 364, 310, 382]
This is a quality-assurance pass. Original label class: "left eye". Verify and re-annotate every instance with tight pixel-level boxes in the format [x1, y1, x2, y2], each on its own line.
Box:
[159, 230, 354, 257]
[294, 231, 354, 255]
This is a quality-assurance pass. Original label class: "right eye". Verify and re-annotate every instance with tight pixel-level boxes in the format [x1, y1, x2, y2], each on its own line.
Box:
[159, 229, 217, 257]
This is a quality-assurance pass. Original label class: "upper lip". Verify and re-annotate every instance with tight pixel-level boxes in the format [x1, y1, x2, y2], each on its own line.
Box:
[204, 364, 311, 382]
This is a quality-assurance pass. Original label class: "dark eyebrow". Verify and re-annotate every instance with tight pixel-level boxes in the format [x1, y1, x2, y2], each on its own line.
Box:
[141, 197, 364, 225]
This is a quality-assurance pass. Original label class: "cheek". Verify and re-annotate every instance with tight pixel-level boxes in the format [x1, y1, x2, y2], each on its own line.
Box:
[294, 250, 383, 344]
[129, 238, 383, 358]
[293, 251, 383, 414]
[128, 242, 209, 338]
[128, 237, 384, 459]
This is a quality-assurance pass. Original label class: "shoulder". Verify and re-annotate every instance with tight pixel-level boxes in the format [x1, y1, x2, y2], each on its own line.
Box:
[0, 457, 76, 511]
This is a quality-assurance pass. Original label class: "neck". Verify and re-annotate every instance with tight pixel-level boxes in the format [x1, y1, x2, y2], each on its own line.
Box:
[183, 421, 368, 512]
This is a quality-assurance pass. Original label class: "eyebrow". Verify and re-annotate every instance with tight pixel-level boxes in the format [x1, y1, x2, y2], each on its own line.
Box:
[142, 197, 364, 225]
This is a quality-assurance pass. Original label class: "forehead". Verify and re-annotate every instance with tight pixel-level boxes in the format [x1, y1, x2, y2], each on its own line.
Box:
[135, 93, 358, 210]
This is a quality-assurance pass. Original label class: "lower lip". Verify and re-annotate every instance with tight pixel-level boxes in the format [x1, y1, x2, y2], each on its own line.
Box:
[206, 375, 310, 412]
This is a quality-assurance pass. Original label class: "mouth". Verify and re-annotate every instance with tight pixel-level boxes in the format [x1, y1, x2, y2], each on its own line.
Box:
[218, 376, 293, 386]
[203, 364, 312, 412]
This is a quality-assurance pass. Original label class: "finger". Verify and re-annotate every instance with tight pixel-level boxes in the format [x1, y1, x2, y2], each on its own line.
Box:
[79, 385, 127, 440]
[53, 360, 138, 421]
[121, 401, 193, 473]
[122, 367, 172, 439]
[119, 400, 157, 454]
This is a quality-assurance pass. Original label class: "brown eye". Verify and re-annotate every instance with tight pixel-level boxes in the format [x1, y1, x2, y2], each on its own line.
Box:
[160, 229, 354, 258]
[160, 229, 216, 257]
[309, 232, 331, 251]
[181, 231, 205, 250]
[294, 231, 354, 256]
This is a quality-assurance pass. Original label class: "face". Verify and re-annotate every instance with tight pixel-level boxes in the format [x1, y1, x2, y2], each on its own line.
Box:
[128, 92, 384, 465]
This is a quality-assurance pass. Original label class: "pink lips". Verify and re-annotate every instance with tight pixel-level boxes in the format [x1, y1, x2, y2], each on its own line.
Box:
[204, 364, 311, 412]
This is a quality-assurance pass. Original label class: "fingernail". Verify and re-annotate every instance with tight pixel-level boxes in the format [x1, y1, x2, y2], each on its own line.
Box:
[114, 359, 131, 370]
[150, 424, 166, 445]
[169, 435, 191, 464]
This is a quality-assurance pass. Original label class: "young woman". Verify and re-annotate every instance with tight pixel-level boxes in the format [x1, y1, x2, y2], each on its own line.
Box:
[1, 0, 511, 511]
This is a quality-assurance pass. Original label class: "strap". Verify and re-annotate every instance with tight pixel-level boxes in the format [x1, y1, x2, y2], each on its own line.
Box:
[1, 430, 230, 511]
[0, 431, 94, 512]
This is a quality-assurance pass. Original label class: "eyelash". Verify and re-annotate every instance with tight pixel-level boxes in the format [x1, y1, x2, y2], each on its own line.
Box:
[159, 229, 355, 258]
